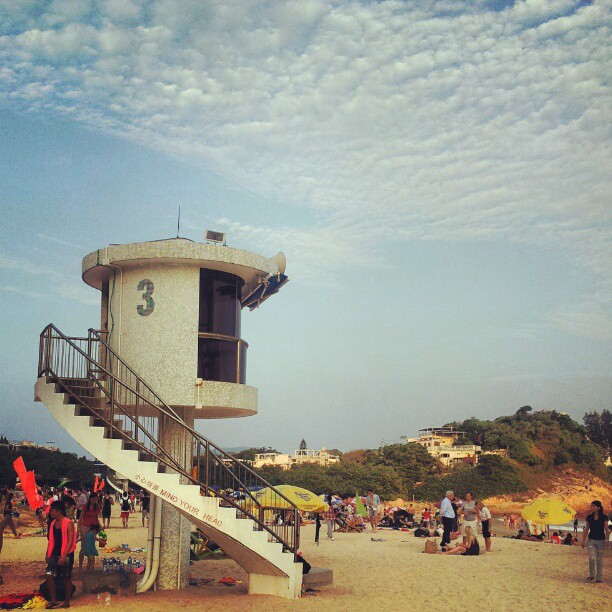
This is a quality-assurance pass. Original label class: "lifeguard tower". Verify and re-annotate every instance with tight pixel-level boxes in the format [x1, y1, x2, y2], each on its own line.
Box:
[35, 236, 303, 598]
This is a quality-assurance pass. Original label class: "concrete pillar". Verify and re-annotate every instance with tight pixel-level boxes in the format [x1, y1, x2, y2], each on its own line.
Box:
[156, 408, 193, 590]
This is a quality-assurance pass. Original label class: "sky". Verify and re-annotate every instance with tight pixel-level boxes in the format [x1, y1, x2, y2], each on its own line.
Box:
[0, 0, 610, 458]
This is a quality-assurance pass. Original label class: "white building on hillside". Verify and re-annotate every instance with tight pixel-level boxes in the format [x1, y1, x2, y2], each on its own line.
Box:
[402, 427, 483, 467]
[254, 445, 340, 470]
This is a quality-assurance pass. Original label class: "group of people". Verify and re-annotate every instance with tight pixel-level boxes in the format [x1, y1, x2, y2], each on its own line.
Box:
[438, 490, 491, 555]
[0, 485, 153, 605]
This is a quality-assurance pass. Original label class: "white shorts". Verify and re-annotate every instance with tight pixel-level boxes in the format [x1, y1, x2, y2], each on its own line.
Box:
[462, 519, 478, 535]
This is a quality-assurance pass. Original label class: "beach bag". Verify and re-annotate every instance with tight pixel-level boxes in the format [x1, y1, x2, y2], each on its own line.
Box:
[424, 539, 438, 554]
[38, 579, 76, 602]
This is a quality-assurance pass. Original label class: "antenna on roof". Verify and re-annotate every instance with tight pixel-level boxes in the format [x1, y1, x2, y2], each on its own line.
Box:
[176, 206, 181, 238]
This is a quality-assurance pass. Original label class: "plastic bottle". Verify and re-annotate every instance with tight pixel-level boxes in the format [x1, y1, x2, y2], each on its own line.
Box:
[127, 556, 132, 572]
[102, 559, 107, 575]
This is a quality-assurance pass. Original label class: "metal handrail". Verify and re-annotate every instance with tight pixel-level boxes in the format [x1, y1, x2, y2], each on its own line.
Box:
[38, 323, 300, 558]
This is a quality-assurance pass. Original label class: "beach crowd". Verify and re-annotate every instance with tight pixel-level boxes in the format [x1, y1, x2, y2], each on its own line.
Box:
[313, 488, 610, 579]
[0, 485, 150, 607]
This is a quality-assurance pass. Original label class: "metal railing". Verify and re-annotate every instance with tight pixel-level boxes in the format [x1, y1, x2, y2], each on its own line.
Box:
[38, 323, 300, 558]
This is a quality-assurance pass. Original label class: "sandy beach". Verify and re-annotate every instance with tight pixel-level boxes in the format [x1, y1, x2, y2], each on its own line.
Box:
[1, 509, 609, 611]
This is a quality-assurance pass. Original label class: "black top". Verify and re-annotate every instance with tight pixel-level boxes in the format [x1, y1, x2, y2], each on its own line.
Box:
[3, 500, 12, 516]
[141, 495, 150, 512]
[462, 538, 480, 556]
[102, 498, 112, 513]
[586, 512, 609, 541]
[52, 523, 63, 557]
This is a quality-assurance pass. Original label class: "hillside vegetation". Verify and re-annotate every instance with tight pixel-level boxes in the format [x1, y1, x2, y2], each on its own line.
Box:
[0, 441, 95, 487]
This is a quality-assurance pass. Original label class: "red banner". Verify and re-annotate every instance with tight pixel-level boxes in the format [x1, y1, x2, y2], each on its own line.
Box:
[13, 456, 43, 511]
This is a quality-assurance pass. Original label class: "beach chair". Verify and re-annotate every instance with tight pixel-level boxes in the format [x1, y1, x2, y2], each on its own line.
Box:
[190, 531, 225, 561]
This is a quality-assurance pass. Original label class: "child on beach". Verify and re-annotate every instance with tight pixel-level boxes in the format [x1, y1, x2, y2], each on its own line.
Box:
[83, 524, 103, 572]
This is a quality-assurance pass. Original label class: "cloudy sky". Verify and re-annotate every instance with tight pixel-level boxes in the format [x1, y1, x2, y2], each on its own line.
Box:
[0, 0, 610, 457]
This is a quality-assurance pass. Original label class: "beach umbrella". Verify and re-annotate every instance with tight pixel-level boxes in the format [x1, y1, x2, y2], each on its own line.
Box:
[251, 485, 329, 512]
[521, 498, 576, 525]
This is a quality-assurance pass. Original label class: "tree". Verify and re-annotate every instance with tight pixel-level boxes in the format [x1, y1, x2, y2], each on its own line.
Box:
[232, 447, 279, 462]
[584, 410, 612, 458]
[515, 405, 533, 417]
[373, 443, 442, 488]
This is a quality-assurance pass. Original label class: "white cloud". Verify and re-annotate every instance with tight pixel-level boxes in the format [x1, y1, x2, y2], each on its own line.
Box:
[56, 282, 99, 306]
[0, 0, 609, 336]
[0, 254, 61, 277]
[1, 285, 46, 299]
[36, 233, 88, 251]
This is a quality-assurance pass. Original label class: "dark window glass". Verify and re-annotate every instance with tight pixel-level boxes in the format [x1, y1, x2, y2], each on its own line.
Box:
[199, 269, 243, 337]
[198, 338, 243, 383]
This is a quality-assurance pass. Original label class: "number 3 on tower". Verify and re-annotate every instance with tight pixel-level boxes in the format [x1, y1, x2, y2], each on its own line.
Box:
[137, 279, 155, 316]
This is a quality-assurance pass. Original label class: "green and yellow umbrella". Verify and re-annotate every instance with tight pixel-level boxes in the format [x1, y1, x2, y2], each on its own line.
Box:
[521, 498, 576, 525]
[250, 485, 329, 512]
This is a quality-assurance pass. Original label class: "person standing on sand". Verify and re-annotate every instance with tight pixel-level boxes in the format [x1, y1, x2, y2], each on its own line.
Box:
[440, 490, 455, 549]
[476, 501, 492, 552]
[0, 492, 21, 550]
[75, 490, 87, 521]
[101, 492, 113, 529]
[77, 493, 101, 571]
[582, 500, 610, 583]
[120, 493, 131, 528]
[459, 492, 477, 543]
[141, 491, 150, 527]
[323, 495, 335, 540]
[366, 490, 380, 533]
[45, 500, 76, 609]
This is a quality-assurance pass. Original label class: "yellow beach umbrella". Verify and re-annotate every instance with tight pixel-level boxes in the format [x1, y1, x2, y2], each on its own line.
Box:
[250, 485, 329, 512]
[521, 498, 576, 525]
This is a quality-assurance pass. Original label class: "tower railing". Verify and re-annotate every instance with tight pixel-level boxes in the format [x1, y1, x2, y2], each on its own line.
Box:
[38, 323, 300, 558]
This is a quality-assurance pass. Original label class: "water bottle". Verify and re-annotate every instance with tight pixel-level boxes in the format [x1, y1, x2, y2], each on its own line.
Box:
[102, 559, 107, 575]
[127, 556, 132, 572]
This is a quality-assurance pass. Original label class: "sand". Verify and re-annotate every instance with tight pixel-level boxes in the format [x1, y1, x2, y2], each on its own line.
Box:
[1, 511, 609, 610]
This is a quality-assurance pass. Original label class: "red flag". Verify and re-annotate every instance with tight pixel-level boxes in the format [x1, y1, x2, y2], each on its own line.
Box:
[94, 475, 100, 492]
[13, 457, 43, 511]
[96, 479, 106, 492]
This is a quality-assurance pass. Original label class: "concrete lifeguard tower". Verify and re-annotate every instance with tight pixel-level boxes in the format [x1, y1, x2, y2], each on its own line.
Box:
[35, 236, 303, 598]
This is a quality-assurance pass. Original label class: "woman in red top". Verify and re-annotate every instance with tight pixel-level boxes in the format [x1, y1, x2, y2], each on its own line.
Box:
[77, 493, 101, 571]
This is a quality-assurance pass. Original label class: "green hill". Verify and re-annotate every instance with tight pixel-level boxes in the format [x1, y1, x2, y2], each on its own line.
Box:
[0, 440, 95, 487]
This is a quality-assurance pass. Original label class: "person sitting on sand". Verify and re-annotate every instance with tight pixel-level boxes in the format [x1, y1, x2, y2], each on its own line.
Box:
[441, 526, 479, 555]
[563, 533, 579, 546]
[512, 529, 543, 542]
[414, 522, 430, 538]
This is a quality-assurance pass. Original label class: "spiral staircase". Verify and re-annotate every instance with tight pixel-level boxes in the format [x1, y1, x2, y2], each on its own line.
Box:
[35, 324, 303, 599]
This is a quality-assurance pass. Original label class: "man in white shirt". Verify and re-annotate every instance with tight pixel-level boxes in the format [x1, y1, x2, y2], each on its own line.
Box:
[440, 490, 455, 548]
[75, 490, 87, 521]
[477, 501, 492, 552]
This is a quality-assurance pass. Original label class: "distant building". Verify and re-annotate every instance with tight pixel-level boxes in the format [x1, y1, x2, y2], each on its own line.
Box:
[402, 427, 483, 467]
[5, 440, 60, 452]
[254, 446, 340, 470]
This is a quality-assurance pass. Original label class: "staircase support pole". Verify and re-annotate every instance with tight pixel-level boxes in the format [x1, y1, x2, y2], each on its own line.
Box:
[155, 407, 193, 591]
